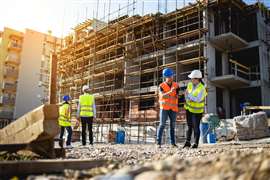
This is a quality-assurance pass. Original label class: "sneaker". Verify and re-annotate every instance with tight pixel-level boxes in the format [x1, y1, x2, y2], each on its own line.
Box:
[156, 144, 162, 149]
[191, 144, 198, 149]
[171, 144, 178, 148]
[183, 141, 191, 148]
[66, 145, 73, 149]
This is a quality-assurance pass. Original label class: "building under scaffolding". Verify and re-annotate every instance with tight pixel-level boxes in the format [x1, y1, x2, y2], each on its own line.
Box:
[56, 0, 270, 143]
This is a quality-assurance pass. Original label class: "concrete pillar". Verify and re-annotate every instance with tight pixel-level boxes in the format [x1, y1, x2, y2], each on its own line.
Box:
[222, 53, 229, 75]
[257, 12, 270, 114]
[231, 94, 237, 117]
[205, 9, 217, 114]
[223, 89, 230, 118]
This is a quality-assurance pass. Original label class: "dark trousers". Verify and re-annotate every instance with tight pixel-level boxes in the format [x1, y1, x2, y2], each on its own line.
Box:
[186, 110, 202, 145]
[60, 126, 72, 146]
[81, 117, 93, 145]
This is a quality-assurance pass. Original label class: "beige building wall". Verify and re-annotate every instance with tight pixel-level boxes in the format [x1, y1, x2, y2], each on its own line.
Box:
[0, 27, 23, 119]
[14, 29, 60, 119]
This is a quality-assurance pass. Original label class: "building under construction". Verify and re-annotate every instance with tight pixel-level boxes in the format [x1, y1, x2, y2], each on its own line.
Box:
[56, 0, 270, 142]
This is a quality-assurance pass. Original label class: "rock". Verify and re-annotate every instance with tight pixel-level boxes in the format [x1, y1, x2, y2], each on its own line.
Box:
[259, 159, 270, 171]
[135, 171, 171, 180]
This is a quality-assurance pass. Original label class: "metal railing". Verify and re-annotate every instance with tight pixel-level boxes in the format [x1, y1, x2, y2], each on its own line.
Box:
[5, 55, 20, 64]
[0, 119, 12, 129]
[2, 96, 15, 105]
[4, 68, 19, 78]
[2, 83, 17, 92]
[8, 42, 22, 50]
[229, 59, 260, 81]
[0, 111, 13, 120]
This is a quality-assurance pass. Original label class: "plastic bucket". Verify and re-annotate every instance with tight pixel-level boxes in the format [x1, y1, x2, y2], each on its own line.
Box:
[200, 123, 209, 144]
[207, 132, 216, 144]
[116, 130, 125, 144]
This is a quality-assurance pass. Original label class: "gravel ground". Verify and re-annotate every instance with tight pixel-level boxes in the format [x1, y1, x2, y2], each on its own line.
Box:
[25, 139, 270, 180]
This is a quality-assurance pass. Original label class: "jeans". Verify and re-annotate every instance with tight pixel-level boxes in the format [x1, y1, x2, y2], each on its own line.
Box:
[185, 110, 202, 145]
[60, 126, 72, 146]
[81, 117, 93, 145]
[157, 109, 176, 145]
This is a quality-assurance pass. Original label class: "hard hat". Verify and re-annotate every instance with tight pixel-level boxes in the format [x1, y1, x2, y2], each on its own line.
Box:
[162, 68, 174, 78]
[63, 95, 70, 102]
[82, 85, 90, 92]
[188, 70, 202, 79]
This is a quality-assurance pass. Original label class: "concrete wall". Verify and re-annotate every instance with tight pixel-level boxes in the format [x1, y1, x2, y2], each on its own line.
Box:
[14, 29, 44, 119]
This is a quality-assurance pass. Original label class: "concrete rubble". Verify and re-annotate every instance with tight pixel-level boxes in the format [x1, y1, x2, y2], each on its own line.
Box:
[234, 112, 270, 140]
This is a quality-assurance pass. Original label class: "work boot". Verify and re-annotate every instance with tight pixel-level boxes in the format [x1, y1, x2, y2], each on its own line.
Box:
[183, 141, 191, 148]
[59, 139, 64, 148]
[191, 144, 198, 149]
[66, 145, 73, 149]
[171, 144, 178, 148]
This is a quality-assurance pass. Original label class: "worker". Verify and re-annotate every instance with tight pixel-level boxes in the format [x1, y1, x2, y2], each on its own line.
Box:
[77, 85, 96, 146]
[58, 95, 73, 149]
[183, 70, 207, 149]
[157, 68, 180, 148]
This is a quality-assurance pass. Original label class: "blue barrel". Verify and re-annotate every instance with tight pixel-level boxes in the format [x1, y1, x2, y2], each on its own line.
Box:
[116, 130, 125, 144]
[200, 123, 209, 144]
[207, 133, 216, 144]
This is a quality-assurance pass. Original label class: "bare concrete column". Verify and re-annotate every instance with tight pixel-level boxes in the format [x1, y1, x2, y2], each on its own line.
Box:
[222, 52, 229, 75]
[223, 89, 230, 118]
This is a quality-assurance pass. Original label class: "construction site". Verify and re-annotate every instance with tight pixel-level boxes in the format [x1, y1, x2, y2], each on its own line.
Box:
[1, 0, 270, 179]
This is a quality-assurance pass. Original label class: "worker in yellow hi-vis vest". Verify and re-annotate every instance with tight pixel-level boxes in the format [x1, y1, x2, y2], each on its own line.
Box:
[183, 70, 207, 149]
[77, 85, 96, 146]
[58, 95, 73, 149]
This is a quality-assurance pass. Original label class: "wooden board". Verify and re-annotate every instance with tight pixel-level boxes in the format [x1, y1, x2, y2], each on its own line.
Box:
[0, 159, 107, 176]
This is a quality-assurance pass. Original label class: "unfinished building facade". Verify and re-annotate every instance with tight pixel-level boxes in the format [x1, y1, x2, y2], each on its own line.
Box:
[57, 0, 270, 142]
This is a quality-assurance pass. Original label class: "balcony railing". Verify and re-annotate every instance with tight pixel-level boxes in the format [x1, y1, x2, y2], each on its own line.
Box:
[8, 42, 22, 51]
[0, 111, 13, 119]
[2, 83, 17, 92]
[5, 55, 20, 65]
[2, 96, 15, 105]
[229, 59, 260, 81]
[4, 68, 19, 79]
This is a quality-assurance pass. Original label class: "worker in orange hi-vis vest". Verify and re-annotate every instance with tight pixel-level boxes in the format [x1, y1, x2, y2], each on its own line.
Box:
[157, 68, 180, 148]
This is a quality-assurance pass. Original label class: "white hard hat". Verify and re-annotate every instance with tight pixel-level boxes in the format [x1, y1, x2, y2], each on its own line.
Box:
[188, 70, 202, 79]
[82, 85, 90, 92]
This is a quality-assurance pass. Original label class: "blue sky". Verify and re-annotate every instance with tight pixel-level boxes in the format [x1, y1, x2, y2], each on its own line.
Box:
[0, 0, 269, 37]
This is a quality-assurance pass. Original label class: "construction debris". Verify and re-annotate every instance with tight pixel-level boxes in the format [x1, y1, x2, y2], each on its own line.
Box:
[234, 112, 270, 140]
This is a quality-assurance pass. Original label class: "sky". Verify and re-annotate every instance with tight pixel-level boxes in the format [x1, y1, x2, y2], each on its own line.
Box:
[0, 0, 269, 38]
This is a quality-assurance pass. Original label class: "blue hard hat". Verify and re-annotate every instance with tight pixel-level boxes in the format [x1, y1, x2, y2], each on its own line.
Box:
[162, 68, 174, 77]
[63, 95, 70, 102]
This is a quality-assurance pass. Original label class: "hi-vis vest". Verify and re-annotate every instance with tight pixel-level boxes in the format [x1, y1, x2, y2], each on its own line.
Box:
[159, 82, 179, 112]
[58, 103, 71, 127]
[79, 93, 94, 117]
[184, 82, 207, 114]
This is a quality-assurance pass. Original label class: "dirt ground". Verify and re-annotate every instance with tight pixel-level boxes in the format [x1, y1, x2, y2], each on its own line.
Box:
[24, 138, 270, 180]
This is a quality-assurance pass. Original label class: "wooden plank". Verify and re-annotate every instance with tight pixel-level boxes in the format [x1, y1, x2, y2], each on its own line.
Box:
[49, 53, 57, 104]
[246, 106, 270, 110]
[0, 159, 107, 176]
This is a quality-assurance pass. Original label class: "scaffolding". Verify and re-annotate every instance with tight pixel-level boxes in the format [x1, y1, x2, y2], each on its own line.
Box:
[56, 0, 268, 143]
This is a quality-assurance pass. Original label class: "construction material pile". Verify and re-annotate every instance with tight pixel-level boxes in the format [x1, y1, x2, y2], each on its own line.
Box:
[234, 112, 270, 140]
